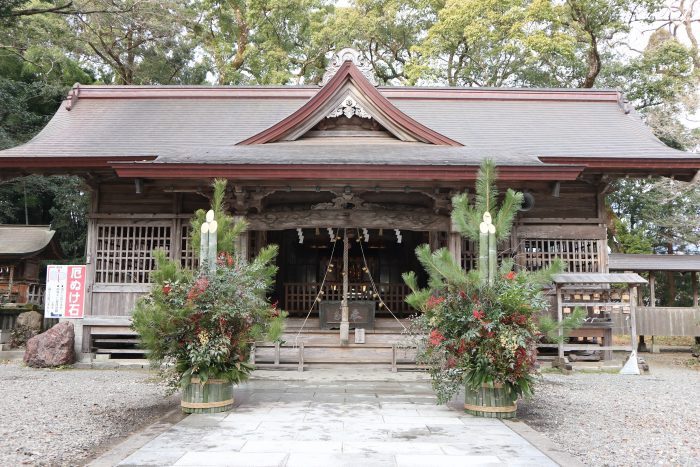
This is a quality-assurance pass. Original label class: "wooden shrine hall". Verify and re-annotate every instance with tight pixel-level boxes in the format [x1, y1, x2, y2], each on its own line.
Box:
[1, 48, 699, 364]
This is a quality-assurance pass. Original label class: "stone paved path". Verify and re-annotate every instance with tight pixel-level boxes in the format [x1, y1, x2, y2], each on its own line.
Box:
[117, 375, 557, 466]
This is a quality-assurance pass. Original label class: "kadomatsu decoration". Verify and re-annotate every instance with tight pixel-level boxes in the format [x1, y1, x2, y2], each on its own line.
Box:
[132, 179, 285, 413]
[403, 160, 566, 418]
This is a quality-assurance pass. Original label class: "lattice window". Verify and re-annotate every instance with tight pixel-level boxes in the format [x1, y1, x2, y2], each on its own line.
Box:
[461, 238, 478, 270]
[27, 283, 45, 306]
[520, 239, 599, 273]
[248, 230, 259, 261]
[181, 224, 198, 270]
[95, 224, 171, 283]
[461, 238, 510, 271]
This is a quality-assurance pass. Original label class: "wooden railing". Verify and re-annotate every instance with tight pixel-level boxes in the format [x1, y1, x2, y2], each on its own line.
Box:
[613, 306, 700, 337]
[1, 282, 45, 306]
[27, 283, 45, 306]
[284, 282, 412, 314]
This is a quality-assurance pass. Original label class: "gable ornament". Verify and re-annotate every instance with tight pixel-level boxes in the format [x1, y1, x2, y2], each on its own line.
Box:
[321, 48, 378, 86]
[327, 95, 371, 120]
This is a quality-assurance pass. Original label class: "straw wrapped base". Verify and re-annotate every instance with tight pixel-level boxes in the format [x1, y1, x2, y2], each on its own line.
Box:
[181, 378, 234, 414]
[464, 383, 517, 419]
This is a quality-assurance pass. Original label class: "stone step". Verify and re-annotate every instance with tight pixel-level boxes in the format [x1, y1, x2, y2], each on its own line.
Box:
[0, 349, 25, 360]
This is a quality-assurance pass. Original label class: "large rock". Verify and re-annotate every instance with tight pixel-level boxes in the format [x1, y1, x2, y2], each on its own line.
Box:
[16, 310, 43, 332]
[10, 310, 44, 348]
[24, 322, 75, 367]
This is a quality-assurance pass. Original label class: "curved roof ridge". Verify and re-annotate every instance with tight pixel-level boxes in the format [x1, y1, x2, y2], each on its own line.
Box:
[238, 60, 462, 146]
[62, 83, 621, 104]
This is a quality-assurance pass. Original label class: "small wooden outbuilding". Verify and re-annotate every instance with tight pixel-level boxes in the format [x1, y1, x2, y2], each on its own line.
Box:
[0, 225, 62, 305]
[0, 225, 63, 342]
[609, 254, 700, 348]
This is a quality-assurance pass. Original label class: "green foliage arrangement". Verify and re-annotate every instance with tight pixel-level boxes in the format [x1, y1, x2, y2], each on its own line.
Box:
[132, 180, 285, 390]
[404, 160, 572, 404]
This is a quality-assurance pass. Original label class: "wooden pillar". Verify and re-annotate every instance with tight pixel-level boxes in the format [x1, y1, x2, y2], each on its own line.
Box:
[233, 216, 249, 260]
[81, 184, 100, 355]
[667, 244, 676, 305]
[254, 230, 267, 259]
[693, 271, 700, 347]
[428, 231, 440, 251]
[340, 229, 349, 346]
[448, 218, 463, 268]
[556, 284, 564, 361]
[237, 231, 250, 260]
[637, 281, 647, 353]
[170, 194, 183, 261]
[629, 285, 639, 357]
[597, 185, 610, 273]
[6, 265, 13, 300]
[648, 270, 657, 356]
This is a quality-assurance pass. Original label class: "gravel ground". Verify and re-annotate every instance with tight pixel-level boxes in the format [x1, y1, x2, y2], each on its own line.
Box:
[1, 354, 698, 467]
[519, 353, 700, 466]
[0, 362, 178, 467]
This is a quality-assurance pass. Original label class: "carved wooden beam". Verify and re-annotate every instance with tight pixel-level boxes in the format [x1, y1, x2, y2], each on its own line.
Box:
[246, 209, 449, 231]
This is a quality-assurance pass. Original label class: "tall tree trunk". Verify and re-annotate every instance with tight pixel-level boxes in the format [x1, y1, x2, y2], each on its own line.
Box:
[125, 28, 135, 85]
[582, 36, 601, 88]
[681, 0, 700, 67]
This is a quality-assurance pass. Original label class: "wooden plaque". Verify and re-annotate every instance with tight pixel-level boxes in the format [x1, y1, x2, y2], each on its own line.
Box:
[319, 300, 375, 330]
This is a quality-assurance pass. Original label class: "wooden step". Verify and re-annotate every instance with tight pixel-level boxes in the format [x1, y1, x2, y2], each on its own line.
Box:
[280, 334, 407, 346]
[90, 327, 138, 336]
[93, 338, 141, 344]
[253, 342, 418, 371]
[95, 348, 147, 355]
[90, 330, 144, 359]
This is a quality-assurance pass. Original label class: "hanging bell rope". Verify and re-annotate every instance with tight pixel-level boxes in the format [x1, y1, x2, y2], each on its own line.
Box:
[292, 229, 340, 347]
[355, 228, 407, 331]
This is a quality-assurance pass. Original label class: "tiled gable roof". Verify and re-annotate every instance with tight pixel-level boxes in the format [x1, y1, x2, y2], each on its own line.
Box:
[0, 63, 697, 179]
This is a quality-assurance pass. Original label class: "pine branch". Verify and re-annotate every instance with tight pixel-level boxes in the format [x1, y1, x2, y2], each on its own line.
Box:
[475, 159, 498, 216]
[450, 192, 480, 241]
[415, 244, 471, 290]
[494, 189, 523, 241]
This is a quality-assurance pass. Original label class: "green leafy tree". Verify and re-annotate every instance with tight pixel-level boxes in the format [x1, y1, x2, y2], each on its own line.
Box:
[193, 0, 335, 85]
[0, 1, 93, 148]
[336, 0, 438, 85]
[63, 0, 203, 85]
[604, 28, 699, 150]
[0, 175, 89, 260]
[609, 177, 700, 253]
[0, 1, 74, 20]
[412, 0, 540, 86]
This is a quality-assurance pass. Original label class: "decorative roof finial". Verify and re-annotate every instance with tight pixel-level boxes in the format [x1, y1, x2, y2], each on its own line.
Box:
[321, 48, 378, 86]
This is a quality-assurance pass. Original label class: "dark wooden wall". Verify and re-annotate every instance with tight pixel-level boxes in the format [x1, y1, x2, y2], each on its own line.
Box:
[86, 179, 606, 319]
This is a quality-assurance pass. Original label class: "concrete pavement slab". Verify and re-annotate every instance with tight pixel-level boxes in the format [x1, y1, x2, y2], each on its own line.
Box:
[173, 451, 287, 466]
[118, 449, 187, 466]
[112, 371, 565, 466]
[285, 453, 397, 467]
[395, 454, 504, 466]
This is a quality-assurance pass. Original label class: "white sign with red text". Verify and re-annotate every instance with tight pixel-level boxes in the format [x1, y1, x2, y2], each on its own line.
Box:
[45, 265, 86, 318]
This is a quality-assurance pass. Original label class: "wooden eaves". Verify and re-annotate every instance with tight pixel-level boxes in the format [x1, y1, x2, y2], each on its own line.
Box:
[108, 162, 585, 181]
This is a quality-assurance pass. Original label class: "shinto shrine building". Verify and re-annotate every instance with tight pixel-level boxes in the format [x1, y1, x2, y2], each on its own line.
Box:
[1, 49, 699, 359]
